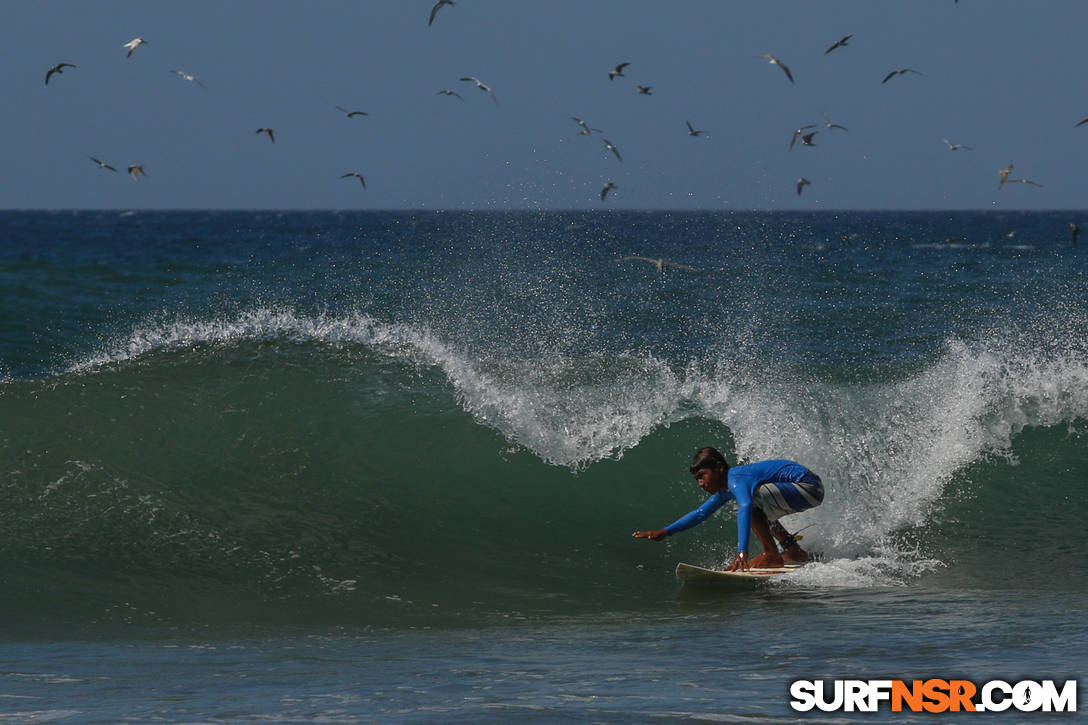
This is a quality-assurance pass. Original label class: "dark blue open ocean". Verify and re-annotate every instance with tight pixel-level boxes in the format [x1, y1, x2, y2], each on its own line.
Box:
[1, 210, 1085, 722]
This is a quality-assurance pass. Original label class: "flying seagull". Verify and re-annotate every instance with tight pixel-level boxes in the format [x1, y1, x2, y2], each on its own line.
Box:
[600, 182, 616, 200]
[686, 120, 704, 137]
[822, 113, 848, 132]
[1007, 178, 1043, 188]
[636, 85, 653, 95]
[755, 54, 794, 83]
[459, 76, 497, 104]
[789, 125, 817, 150]
[436, 89, 463, 99]
[825, 34, 853, 55]
[256, 127, 275, 143]
[169, 70, 206, 88]
[602, 138, 622, 162]
[942, 139, 972, 151]
[89, 156, 117, 172]
[335, 105, 369, 118]
[45, 63, 76, 85]
[123, 37, 147, 57]
[340, 172, 366, 188]
[882, 68, 923, 84]
[570, 117, 601, 135]
[618, 256, 698, 273]
[428, 0, 455, 26]
[797, 177, 812, 196]
[998, 164, 1013, 189]
[127, 164, 147, 181]
[1076, 117, 1088, 127]
[609, 62, 630, 80]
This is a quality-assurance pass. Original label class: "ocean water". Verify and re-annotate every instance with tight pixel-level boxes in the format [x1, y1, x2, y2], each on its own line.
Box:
[1, 209, 1085, 722]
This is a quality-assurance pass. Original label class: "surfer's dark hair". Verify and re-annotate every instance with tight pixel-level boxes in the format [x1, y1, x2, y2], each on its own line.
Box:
[690, 447, 729, 474]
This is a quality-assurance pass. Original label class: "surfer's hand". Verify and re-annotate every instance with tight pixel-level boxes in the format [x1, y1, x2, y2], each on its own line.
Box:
[726, 552, 749, 572]
[632, 529, 668, 541]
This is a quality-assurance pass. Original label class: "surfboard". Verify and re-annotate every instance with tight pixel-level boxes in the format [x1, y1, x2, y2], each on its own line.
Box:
[675, 561, 805, 587]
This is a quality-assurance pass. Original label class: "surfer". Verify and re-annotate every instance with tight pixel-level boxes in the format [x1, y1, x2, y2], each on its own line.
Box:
[632, 447, 823, 572]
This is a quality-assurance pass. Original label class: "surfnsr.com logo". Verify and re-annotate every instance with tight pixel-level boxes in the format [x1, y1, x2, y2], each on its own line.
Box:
[790, 679, 1077, 713]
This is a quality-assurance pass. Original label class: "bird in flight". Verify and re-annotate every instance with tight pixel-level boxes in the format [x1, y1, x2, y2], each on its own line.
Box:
[45, 63, 76, 85]
[429, 0, 455, 26]
[127, 164, 147, 181]
[1076, 117, 1088, 127]
[436, 89, 463, 99]
[170, 70, 206, 88]
[997, 164, 1013, 189]
[336, 106, 369, 118]
[1007, 178, 1043, 188]
[256, 127, 275, 144]
[686, 120, 704, 137]
[789, 125, 817, 150]
[600, 182, 617, 200]
[755, 54, 794, 83]
[609, 62, 630, 80]
[123, 37, 147, 57]
[822, 114, 848, 132]
[882, 68, 923, 84]
[942, 139, 972, 151]
[340, 172, 366, 188]
[460, 76, 497, 104]
[825, 34, 853, 55]
[89, 156, 117, 172]
[618, 256, 698, 273]
[570, 117, 601, 135]
[797, 177, 812, 196]
[636, 85, 653, 95]
[602, 138, 622, 162]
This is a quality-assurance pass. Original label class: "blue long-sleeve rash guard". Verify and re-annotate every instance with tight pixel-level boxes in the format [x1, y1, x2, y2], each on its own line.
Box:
[664, 459, 811, 553]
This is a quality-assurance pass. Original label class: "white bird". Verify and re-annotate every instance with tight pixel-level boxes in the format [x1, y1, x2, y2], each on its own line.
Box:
[436, 89, 464, 100]
[608, 62, 630, 80]
[336, 105, 368, 118]
[341, 172, 366, 188]
[127, 164, 147, 181]
[123, 37, 147, 57]
[600, 181, 616, 200]
[169, 70, 206, 88]
[429, 0, 455, 26]
[755, 54, 794, 83]
[459, 76, 497, 104]
[45, 63, 76, 85]
[256, 127, 275, 144]
[89, 156, 117, 172]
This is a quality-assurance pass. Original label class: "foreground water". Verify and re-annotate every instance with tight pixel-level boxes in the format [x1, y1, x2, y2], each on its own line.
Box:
[1, 210, 1085, 721]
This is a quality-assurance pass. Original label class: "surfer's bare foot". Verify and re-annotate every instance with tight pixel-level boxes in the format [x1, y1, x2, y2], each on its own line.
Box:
[782, 544, 809, 563]
[748, 552, 784, 569]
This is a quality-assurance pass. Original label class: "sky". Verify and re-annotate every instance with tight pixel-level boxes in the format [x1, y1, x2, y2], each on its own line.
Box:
[5, 0, 1088, 210]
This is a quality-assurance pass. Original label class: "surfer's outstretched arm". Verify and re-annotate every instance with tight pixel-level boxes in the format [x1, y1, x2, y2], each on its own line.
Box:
[632, 529, 668, 541]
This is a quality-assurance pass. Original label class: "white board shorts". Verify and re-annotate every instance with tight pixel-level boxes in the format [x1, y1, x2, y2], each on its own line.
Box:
[753, 475, 824, 522]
